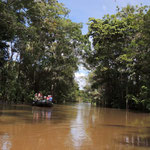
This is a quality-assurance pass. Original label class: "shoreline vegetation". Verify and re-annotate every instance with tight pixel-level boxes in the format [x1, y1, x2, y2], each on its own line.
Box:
[1, 0, 150, 112]
[84, 5, 150, 112]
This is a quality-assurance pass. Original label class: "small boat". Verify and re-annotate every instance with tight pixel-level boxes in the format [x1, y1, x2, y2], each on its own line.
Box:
[32, 100, 53, 107]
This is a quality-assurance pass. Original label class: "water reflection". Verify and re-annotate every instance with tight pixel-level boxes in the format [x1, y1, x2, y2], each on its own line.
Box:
[32, 107, 52, 121]
[0, 133, 11, 150]
[70, 103, 92, 149]
[120, 134, 150, 147]
[0, 104, 150, 150]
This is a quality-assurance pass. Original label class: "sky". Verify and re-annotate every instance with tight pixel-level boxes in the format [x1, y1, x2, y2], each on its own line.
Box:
[59, 0, 150, 90]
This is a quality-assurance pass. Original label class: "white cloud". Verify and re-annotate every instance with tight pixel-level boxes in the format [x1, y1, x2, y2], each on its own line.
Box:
[75, 72, 86, 78]
[75, 78, 86, 90]
[75, 65, 89, 90]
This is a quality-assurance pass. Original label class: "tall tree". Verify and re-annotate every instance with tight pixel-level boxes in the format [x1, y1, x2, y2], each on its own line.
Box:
[85, 5, 150, 111]
[0, 0, 85, 103]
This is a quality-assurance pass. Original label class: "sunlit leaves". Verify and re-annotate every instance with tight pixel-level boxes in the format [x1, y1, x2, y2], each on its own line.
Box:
[85, 5, 150, 111]
[0, 0, 85, 103]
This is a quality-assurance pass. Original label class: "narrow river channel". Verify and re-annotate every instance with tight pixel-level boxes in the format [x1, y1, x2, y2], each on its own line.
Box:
[0, 103, 150, 150]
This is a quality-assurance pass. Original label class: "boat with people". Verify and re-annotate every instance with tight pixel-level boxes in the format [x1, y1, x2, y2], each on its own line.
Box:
[32, 93, 53, 107]
[32, 99, 53, 107]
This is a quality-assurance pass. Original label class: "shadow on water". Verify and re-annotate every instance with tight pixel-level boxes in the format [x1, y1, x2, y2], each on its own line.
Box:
[0, 104, 77, 125]
[0, 105, 33, 124]
[99, 124, 150, 129]
[0, 104, 32, 111]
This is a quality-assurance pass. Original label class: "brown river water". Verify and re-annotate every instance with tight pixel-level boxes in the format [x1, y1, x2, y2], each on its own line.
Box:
[0, 103, 150, 150]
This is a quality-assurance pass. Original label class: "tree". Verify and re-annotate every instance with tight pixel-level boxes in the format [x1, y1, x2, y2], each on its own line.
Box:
[85, 5, 150, 111]
[0, 0, 85, 103]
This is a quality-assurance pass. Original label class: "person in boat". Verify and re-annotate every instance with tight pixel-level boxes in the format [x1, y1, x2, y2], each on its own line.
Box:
[34, 93, 38, 101]
[49, 95, 53, 102]
[46, 96, 49, 101]
[46, 95, 52, 102]
[38, 92, 43, 100]
[44, 96, 47, 100]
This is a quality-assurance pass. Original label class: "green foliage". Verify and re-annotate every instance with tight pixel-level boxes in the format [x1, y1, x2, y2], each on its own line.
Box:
[85, 5, 150, 111]
[0, 0, 85, 104]
[127, 86, 150, 110]
[76, 90, 92, 103]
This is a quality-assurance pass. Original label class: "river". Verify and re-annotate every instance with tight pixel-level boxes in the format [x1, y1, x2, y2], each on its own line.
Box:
[0, 103, 150, 150]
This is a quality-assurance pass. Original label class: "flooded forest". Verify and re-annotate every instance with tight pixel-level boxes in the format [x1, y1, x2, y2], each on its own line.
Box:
[1, 0, 150, 149]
